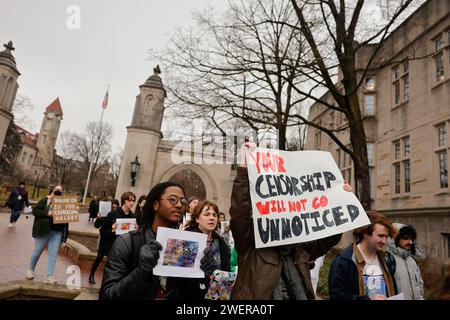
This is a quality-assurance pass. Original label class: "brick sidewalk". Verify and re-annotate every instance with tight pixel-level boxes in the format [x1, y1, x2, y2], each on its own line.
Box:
[0, 212, 101, 291]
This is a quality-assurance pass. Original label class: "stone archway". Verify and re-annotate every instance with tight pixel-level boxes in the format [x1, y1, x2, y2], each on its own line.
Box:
[156, 164, 217, 201]
[169, 168, 206, 200]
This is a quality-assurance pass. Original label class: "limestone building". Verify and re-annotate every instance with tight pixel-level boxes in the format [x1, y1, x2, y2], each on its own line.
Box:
[0, 41, 20, 151]
[14, 98, 63, 184]
[305, 0, 450, 264]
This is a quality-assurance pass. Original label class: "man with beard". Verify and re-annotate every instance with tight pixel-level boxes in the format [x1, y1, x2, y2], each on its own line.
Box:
[386, 223, 424, 300]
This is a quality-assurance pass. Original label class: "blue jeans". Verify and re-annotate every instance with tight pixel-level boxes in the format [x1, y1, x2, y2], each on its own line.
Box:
[28, 230, 63, 277]
[9, 209, 21, 223]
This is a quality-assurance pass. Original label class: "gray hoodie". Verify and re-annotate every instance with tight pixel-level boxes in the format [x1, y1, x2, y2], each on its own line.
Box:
[387, 223, 424, 300]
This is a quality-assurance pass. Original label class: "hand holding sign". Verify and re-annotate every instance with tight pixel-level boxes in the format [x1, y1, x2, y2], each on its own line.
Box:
[139, 240, 163, 273]
[239, 141, 257, 167]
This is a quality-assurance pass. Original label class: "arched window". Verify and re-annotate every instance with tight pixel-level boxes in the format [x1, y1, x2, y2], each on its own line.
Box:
[169, 169, 206, 200]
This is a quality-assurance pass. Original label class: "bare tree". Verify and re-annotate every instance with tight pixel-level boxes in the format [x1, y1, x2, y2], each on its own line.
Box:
[284, 0, 423, 209]
[51, 131, 78, 185]
[11, 94, 34, 131]
[151, 0, 314, 150]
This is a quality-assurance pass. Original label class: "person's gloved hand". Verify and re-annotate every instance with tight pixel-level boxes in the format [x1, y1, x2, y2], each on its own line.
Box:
[139, 240, 163, 274]
[200, 248, 217, 278]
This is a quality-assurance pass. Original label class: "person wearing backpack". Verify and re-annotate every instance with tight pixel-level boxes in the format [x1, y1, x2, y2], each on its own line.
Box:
[5, 181, 29, 228]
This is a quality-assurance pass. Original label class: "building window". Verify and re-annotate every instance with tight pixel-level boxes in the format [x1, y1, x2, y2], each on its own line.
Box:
[404, 160, 411, 193]
[315, 127, 322, 150]
[394, 141, 400, 160]
[394, 66, 400, 79]
[436, 52, 444, 82]
[29, 155, 33, 165]
[403, 76, 409, 100]
[393, 136, 411, 195]
[438, 125, 447, 147]
[447, 235, 450, 258]
[365, 77, 376, 90]
[367, 143, 375, 166]
[364, 94, 376, 116]
[438, 151, 448, 188]
[336, 149, 341, 167]
[403, 60, 409, 73]
[435, 36, 444, 51]
[394, 163, 401, 194]
[394, 81, 400, 105]
[404, 137, 410, 158]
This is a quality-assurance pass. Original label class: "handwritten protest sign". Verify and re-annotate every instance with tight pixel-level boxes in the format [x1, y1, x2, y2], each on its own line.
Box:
[246, 148, 370, 248]
[51, 196, 79, 224]
[153, 227, 207, 278]
[99, 201, 112, 217]
[115, 218, 138, 235]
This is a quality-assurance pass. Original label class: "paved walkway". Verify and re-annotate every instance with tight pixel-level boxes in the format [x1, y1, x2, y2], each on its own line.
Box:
[0, 211, 101, 290]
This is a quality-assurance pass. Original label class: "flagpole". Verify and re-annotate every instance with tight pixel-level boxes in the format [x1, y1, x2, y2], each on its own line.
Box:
[82, 84, 109, 204]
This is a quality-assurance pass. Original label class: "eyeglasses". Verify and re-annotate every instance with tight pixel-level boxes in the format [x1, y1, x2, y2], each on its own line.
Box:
[160, 196, 189, 207]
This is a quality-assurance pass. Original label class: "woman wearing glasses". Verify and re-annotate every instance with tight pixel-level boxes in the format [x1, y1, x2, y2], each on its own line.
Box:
[99, 182, 213, 299]
[184, 200, 231, 299]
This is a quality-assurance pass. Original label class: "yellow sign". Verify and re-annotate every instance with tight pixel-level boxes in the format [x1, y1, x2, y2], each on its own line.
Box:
[51, 195, 79, 224]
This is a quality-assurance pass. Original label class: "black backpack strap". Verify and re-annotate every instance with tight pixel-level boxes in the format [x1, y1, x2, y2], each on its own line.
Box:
[129, 228, 146, 270]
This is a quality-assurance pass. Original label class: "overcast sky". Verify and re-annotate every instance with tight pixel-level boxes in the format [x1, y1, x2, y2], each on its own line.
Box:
[0, 0, 227, 153]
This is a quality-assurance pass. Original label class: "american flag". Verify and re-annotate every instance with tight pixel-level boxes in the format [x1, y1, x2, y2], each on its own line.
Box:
[102, 88, 109, 109]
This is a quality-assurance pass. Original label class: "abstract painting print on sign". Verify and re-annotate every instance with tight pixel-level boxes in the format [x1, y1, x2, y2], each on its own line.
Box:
[162, 239, 199, 268]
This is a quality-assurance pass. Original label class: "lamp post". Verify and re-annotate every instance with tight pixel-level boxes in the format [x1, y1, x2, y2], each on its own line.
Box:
[130, 156, 140, 187]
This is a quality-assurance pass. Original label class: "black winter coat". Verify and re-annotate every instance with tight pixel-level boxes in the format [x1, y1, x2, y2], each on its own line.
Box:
[88, 200, 99, 219]
[95, 207, 134, 256]
[6, 188, 29, 211]
[99, 227, 203, 300]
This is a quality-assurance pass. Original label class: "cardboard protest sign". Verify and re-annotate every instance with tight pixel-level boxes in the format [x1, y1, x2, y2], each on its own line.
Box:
[115, 218, 138, 235]
[153, 227, 207, 278]
[99, 201, 112, 217]
[246, 148, 370, 248]
[51, 196, 79, 224]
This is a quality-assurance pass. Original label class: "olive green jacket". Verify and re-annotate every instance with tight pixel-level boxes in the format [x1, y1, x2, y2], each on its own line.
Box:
[32, 196, 68, 242]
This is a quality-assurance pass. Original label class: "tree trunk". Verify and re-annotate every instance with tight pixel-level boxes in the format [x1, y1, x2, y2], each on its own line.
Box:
[278, 124, 287, 151]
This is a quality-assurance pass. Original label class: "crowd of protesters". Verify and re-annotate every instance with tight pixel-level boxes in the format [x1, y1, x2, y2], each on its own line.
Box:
[7, 142, 435, 300]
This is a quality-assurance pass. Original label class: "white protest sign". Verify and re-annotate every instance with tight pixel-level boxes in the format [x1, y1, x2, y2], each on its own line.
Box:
[99, 201, 111, 217]
[246, 148, 370, 248]
[115, 218, 138, 235]
[153, 227, 207, 278]
[24, 206, 32, 214]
